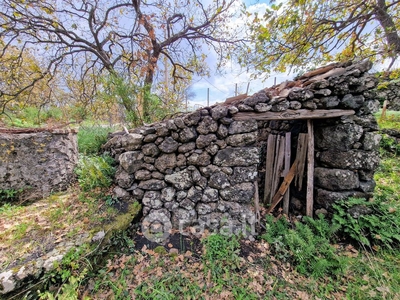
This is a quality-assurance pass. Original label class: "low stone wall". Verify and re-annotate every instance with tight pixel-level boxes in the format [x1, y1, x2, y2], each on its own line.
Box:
[0, 130, 78, 201]
[103, 60, 381, 238]
[375, 79, 400, 110]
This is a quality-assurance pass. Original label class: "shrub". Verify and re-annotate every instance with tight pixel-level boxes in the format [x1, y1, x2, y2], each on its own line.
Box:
[332, 197, 400, 249]
[75, 154, 115, 191]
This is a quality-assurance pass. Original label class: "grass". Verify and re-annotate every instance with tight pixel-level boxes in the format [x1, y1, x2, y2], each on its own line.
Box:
[375, 110, 400, 204]
[374, 157, 400, 203]
[77, 125, 117, 155]
[375, 109, 400, 130]
[0, 188, 120, 272]
[80, 235, 400, 299]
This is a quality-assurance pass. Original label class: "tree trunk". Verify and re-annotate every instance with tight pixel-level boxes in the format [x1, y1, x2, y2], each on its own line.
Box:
[375, 0, 400, 62]
[142, 49, 161, 121]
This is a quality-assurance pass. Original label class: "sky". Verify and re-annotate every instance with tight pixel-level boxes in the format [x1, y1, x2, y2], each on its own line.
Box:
[188, 0, 279, 109]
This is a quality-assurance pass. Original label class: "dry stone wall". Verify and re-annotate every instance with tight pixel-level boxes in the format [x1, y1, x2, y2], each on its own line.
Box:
[104, 110, 260, 237]
[0, 130, 78, 200]
[375, 79, 400, 110]
[103, 60, 381, 236]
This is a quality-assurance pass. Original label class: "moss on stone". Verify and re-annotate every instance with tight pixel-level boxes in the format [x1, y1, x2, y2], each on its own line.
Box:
[92, 201, 141, 241]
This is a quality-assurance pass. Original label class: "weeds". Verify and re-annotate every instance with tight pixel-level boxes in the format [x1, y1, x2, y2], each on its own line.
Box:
[39, 269, 90, 300]
[262, 214, 346, 278]
[0, 188, 23, 205]
[77, 125, 114, 155]
[105, 195, 120, 207]
[332, 197, 400, 249]
[38, 244, 93, 300]
[75, 154, 115, 191]
[202, 234, 241, 280]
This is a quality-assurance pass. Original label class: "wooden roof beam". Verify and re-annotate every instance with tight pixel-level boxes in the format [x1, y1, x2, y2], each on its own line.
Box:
[233, 109, 355, 121]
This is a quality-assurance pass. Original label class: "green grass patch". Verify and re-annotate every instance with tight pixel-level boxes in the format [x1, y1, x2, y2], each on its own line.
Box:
[77, 125, 116, 155]
[376, 110, 400, 130]
[374, 157, 400, 203]
[344, 250, 400, 299]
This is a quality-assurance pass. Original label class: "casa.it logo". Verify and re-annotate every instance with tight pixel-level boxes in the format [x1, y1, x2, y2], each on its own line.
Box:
[141, 211, 256, 243]
[141, 212, 172, 243]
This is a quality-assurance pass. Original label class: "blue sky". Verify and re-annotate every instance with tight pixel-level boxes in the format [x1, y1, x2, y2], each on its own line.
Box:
[188, 0, 281, 109]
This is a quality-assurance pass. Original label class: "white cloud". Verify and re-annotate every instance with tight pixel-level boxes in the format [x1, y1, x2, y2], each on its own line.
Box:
[189, 0, 292, 107]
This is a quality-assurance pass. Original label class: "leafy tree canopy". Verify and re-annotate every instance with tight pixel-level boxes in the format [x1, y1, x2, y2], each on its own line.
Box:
[0, 39, 54, 114]
[242, 0, 400, 77]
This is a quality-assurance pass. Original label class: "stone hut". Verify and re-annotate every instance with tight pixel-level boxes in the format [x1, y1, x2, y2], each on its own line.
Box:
[103, 60, 381, 239]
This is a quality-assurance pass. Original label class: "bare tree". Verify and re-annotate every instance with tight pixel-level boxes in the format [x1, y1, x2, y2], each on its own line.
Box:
[0, 0, 245, 117]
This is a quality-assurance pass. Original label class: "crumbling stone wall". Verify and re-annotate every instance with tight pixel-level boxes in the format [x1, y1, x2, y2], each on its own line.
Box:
[103, 60, 381, 235]
[375, 79, 400, 110]
[0, 130, 78, 200]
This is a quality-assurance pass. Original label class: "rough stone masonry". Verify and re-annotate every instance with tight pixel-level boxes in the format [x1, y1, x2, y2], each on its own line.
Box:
[103, 60, 381, 238]
[0, 129, 78, 201]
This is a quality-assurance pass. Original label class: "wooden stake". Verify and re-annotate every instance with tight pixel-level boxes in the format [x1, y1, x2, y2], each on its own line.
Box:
[266, 160, 298, 214]
[254, 180, 261, 225]
[306, 120, 314, 217]
[283, 132, 291, 176]
[295, 133, 308, 190]
[283, 132, 291, 215]
[380, 100, 388, 121]
[270, 136, 285, 203]
[263, 134, 276, 204]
